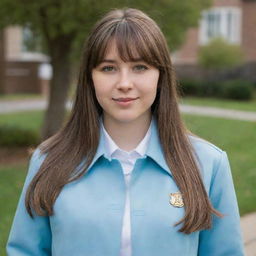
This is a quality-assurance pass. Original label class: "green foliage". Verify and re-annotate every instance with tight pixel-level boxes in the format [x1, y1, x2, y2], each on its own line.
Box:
[220, 80, 254, 101]
[0, 125, 39, 146]
[198, 38, 244, 69]
[181, 79, 254, 101]
[179, 80, 201, 96]
[180, 80, 221, 97]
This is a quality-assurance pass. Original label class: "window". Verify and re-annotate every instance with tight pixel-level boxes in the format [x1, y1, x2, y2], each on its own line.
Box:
[199, 7, 241, 45]
[22, 26, 42, 52]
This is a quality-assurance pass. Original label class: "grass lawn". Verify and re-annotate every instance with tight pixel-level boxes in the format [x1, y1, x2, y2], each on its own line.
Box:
[0, 111, 256, 253]
[0, 111, 44, 131]
[180, 96, 256, 112]
[0, 163, 28, 255]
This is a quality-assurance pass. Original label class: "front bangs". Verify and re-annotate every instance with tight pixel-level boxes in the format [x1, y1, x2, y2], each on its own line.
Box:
[95, 21, 159, 68]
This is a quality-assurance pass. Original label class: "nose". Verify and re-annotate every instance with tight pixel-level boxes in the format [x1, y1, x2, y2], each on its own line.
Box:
[116, 70, 133, 91]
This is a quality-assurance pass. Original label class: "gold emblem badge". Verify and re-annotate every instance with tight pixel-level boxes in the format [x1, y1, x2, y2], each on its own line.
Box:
[169, 192, 184, 208]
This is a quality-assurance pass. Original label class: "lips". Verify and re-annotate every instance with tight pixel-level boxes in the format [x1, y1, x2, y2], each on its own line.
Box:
[113, 97, 138, 102]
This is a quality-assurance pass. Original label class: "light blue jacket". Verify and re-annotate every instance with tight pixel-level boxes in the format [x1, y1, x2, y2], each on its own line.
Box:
[7, 119, 244, 255]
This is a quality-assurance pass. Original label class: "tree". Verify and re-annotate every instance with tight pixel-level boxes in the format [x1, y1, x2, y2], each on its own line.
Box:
[0, 30, 5, 94]
[0, 0, 211, 139]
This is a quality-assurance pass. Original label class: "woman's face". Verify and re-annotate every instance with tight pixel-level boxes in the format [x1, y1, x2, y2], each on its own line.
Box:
[92, 41, 159, 124]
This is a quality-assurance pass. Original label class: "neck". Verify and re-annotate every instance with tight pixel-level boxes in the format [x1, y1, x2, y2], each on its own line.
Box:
[103, 113, 152, 151]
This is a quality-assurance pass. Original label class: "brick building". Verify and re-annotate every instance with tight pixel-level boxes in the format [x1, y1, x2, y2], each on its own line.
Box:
[0, 26, 51, 95]
[174, 0, 256, 64]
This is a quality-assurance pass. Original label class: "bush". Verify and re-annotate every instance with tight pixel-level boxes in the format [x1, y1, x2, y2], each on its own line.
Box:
[198, 81, 221, 97]
[0, 125, 39, 147]
[180, 80, 221, 97]
[219, 80, 254, 100]
[179, 80, 202, 96]
[180, 79, 254, 101]
[198, 38, 244, 69]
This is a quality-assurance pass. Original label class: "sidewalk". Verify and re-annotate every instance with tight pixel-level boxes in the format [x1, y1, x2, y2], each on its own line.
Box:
[0, 98, 255, 254]
[241, 212, 256, 256]
[180, 104, 256, 122]
[0, 99, 72, 114]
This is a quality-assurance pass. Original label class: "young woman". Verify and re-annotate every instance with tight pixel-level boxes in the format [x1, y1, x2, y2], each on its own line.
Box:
[7, 8, 244, 256]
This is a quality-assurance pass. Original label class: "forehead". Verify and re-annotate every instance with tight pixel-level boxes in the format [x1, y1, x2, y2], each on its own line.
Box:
[100, 38, 142, 63]
[105, 42, 139, 60]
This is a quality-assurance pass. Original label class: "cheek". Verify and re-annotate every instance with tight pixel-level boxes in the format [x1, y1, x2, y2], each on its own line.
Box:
[94, 85, 104, 98]
[92, 77, 109, 101]
[142, 75, 159, 100]
[94, 88, 109, 107]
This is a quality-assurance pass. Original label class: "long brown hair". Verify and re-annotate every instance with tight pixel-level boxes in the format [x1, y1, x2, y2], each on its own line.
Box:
[26, 8, 222, 234]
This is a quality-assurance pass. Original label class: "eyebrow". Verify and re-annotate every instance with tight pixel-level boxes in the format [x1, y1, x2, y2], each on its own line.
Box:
[100, 58, 144, 63]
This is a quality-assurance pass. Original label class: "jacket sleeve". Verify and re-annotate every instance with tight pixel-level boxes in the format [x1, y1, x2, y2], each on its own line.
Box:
[198, 151, 245, 256]
[6, 148, 52, 256]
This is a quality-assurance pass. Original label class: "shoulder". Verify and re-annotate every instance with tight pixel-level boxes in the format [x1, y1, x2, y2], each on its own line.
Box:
[30, 147, 47, 163]
[189, 135, 223, 158]
[18, 147, 48, 189]
[27, 147, 47, 176]
[188, 135, 230, 188]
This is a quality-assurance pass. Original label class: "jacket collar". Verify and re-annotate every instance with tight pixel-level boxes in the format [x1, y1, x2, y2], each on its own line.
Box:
[88, 116, 172, 177]
[86, 124, 105, 170]
[145, 117, 172, 177]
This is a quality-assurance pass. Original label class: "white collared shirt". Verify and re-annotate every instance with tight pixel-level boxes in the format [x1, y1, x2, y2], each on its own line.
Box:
[102, 121, 151, 256]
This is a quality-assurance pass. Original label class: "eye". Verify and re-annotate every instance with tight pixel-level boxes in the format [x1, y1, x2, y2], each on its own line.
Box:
[133, 65, 148, 71]
[101, 66, 115, 72]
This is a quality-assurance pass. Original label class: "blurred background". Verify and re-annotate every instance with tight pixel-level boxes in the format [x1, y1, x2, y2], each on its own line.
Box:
[0, 0, 255, 255]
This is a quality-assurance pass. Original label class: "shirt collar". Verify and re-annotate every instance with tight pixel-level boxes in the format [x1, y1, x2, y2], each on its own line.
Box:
[89, 116, 172, 177]
[101, 120, 152, 160]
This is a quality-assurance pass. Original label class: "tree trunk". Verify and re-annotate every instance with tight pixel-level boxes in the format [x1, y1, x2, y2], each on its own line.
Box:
[41, 37, 72, 140]
[0, 29, 5, 94]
